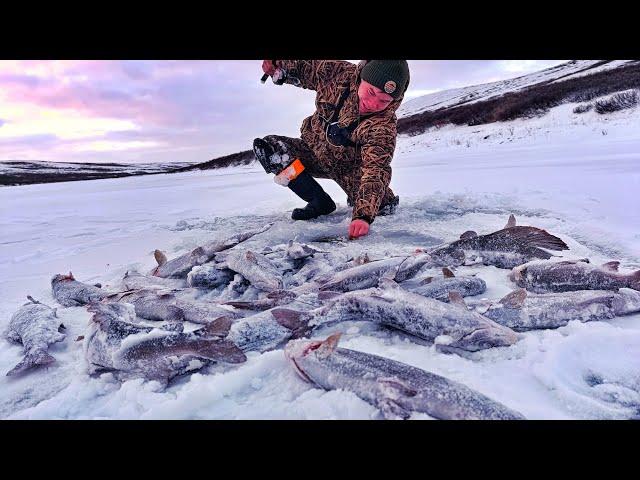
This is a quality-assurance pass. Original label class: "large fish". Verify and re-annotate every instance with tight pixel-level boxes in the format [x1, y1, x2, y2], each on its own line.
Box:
[285, 239, 323, 260]
[484, 287, 640, 331]
[226, 303, 315, 353]
[402, 267, 487, 302]
[121, 270, 187, 290]
[317, 252, 433, 292]
[428, 215, 569, 269]
[187, 264, 235, 289]
[284, 334, 525, 420]
[224, 249, 284, 292]
[51, 272, 109, 307]
[510, 259, 640, 293]
[151, 224, 273, 278]
[273, 280, 519, 354]
[4, 297, 67, 376]
[106, 289, 240, 324]
[84, 302, 245, 385]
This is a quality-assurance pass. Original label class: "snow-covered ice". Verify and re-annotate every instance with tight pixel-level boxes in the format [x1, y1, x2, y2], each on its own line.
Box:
[1, 96, 639, 420]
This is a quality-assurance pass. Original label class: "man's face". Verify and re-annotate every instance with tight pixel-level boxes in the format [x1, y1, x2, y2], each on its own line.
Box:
[357, 79, 394, 115]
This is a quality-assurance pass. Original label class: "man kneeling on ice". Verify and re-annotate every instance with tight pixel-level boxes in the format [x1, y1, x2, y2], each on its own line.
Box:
[254, 60, 410, 240]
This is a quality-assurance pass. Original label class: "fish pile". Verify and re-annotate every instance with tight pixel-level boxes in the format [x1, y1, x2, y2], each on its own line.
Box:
[5, 214, 640, 420]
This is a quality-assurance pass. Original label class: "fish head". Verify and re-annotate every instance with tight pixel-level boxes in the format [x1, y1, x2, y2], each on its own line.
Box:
[284, 333, 341, 382]
[440, 324, 520, 354]
[51, 272, 75, 285]
[509, 264, 527, 284]
[87, 302, 137, 327]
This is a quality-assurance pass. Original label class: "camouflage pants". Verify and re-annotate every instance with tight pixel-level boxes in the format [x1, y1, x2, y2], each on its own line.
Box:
[261, 135, 397, 208]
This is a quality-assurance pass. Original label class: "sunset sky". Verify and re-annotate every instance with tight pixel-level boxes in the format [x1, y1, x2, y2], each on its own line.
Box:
[0, 60, 565, 164]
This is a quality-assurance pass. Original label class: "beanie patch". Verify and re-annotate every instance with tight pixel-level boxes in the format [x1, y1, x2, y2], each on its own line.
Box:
[384, 80, 397, 94]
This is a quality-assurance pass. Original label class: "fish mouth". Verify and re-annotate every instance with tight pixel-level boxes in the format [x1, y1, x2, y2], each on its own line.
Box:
[284, 339, 323, 383]
[442, 326, 519, 353]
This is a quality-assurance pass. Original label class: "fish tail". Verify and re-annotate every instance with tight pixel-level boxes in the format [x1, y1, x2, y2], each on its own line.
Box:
[6, 350, 56, 376]
[271, 308, 310, 334]
[196, 339, 246, 364]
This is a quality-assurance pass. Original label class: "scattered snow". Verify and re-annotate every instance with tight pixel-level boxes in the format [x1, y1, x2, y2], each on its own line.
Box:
[1, 69, 639, 420]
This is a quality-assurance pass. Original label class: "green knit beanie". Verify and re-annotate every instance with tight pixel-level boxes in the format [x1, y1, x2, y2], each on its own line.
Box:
[360, 60, 410, 99]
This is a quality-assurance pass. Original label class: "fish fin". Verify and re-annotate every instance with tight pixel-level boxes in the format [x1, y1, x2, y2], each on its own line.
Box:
[376, 398, 411, 420]
[195, 339, 246, 364]
[6, 350, 56, 376]
[315, 333, 341, 359]
[602, 261, 620, 272]
[419, 276, 434, 285]
[245, 251, 258, 263]
[376, 378, 416, 420]
[93, 283, 102, 288]
[378, 277, 400, 290]
[484, 226, 569, 251]
[195, 316, 234, 337]
[355, 253, 371, 265]
[271, 308, 309, 332]
[448, 291, 467, 306]
[378, 377, 418, 397]
[26, 295, 40, 304]
[499, 288, 527, 309]
[442, 267, 455, 278]
[154, 250, 168, 266]
[58, 323, 66, 333]
[317, 291, 343, 301]
[223, 301, 256, 309]
[460, 231, 478, 240]
[505, 214, 517, 229]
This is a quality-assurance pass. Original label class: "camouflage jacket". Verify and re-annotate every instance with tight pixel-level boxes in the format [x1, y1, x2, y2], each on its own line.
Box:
[274, 60, 407, 224]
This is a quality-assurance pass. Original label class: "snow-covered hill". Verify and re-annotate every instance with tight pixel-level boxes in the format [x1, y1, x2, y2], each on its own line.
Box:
[398, 60, 637, 118]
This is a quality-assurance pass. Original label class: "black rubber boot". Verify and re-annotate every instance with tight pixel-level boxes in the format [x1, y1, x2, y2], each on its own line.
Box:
[378, 195, 400, 216]
[288, 171, 336, 220]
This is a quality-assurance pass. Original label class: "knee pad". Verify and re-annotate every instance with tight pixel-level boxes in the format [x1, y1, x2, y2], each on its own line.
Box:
[253, 137, 296, 175]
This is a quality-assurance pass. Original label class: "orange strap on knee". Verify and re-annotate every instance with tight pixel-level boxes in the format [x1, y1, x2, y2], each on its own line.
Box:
[274, 158, 305, 186]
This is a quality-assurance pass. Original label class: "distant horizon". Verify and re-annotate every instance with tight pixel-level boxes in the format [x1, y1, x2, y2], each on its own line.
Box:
[0, 60, 566, 164]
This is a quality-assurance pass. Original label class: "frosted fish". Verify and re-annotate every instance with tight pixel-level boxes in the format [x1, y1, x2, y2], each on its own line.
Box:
[511, 258, 640, 293]
[285, 239, 323, 260]
[403, 267, 487, 302]
[122, 270, 187, 290]
[226, 303, 316, 353]
[107, 289, 240, 324]
[428, 215, 569, 269]
[484, 287, 640, 331]
[84, 302, 245, 385]
[187, 264, 235, 289]
[152, 224, 273, 278]
[274, 280, 519, 354]
[317, 252, 434, 292]
[224, 249, 283, 292]
[4, 297, 66, 376]
[285, 334, 525, 420]
[52, 272, 109, 307]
